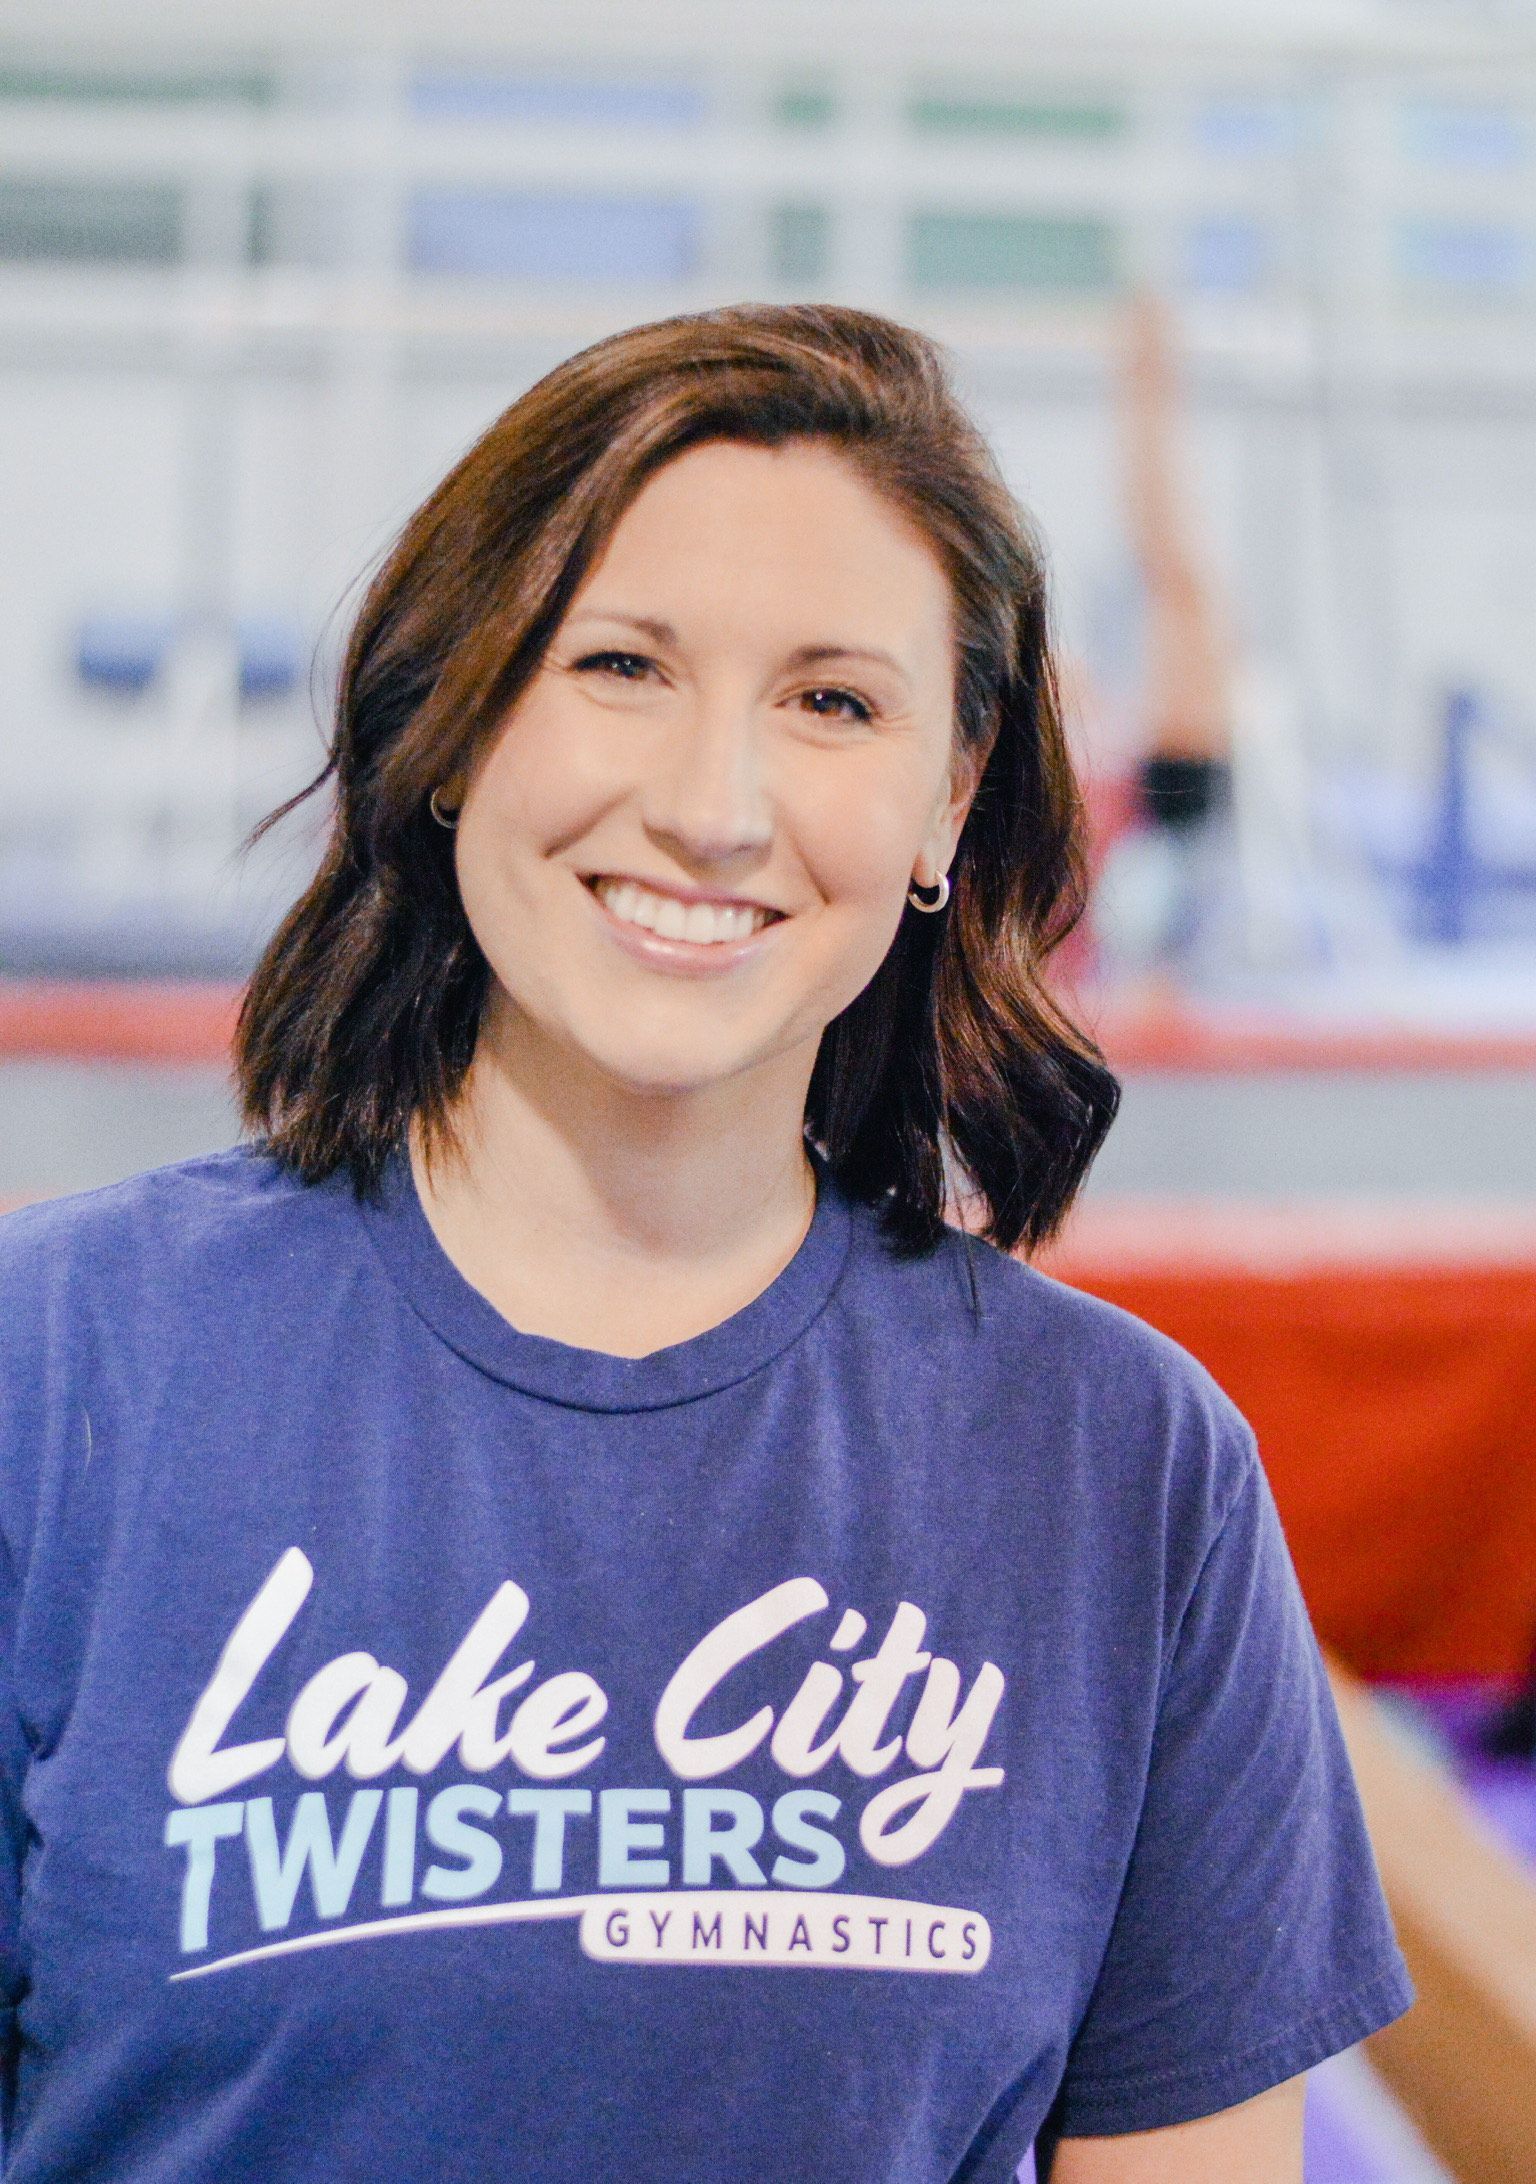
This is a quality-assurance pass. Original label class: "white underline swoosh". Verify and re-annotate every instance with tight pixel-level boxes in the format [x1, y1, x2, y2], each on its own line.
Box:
[169, 1894, 598, 1980]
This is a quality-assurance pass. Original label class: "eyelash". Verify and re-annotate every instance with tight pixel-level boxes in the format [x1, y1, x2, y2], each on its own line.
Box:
[572, 652, 875, 724]
[573, 650, 652, 682]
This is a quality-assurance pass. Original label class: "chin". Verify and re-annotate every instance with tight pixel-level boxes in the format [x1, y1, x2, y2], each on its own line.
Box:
[565, 1016, 791, 1101]
[589, 1046, 766, 1100]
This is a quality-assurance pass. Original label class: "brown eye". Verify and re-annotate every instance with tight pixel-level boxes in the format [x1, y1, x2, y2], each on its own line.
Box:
[801, 686, 873, 723]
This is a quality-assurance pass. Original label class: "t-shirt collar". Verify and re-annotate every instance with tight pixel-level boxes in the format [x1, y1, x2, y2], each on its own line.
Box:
[356, 1146, 855, 1412]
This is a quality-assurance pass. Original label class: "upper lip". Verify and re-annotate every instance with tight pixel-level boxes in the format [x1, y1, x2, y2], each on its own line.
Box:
[585, 873, 784, 918]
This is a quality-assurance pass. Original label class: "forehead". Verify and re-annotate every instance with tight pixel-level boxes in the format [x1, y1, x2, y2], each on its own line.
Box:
[576, 439, 954, 662]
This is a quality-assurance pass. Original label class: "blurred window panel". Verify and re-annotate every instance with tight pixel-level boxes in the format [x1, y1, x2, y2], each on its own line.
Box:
[70, 617, 302, 709]
[907, 90, 1125, 139]
[1193, 94, 1303, 157]
[774, 84, 837, 130]
[247, 184, 299, 269]
[0, 178, 182, 263]
[1403, 99, 1527, 168]
[74, 617, 174, 700]
[0, 60, 276, 104]
[1184, 213, 1274, 294]
[769, 203, 830, 285]
[406, 190, 700, 281]
[907, 211, 1117, 293]
[234, 619, 305, 706]
[248, 183, 349, 270]
[1399, 216, 1531, 296]
[409, 70, 704, 128]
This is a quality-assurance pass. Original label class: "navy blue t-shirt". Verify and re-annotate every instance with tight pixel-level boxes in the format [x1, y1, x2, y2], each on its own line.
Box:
[0, 1149, 1408, 2181]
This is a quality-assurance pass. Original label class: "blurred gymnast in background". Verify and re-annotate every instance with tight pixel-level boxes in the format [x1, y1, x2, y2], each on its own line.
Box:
[0, 305, 1406, 2181]
[1093, 294, 1238, 989]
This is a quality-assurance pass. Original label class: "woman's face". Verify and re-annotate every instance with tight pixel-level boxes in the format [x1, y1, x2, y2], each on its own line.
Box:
[453, 438, 974, 1102]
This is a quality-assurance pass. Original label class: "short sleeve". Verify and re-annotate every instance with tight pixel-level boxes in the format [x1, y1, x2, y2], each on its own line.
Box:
[1049, 1449, 1412, 2143]
[0, 1523, 29, 2063]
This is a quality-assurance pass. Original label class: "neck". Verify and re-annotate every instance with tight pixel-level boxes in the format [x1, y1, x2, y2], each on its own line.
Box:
[410, 1001, 819, 1358]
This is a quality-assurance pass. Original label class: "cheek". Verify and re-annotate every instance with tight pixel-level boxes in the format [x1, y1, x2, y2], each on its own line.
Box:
[794, 752, 944, 910]
[457, 697, 608, 891]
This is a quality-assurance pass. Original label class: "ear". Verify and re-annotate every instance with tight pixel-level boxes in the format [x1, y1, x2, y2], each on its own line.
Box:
[914, 737, 985, 888]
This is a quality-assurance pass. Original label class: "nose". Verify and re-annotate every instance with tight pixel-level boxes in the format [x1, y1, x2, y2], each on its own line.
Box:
[639, 693, 773, 874]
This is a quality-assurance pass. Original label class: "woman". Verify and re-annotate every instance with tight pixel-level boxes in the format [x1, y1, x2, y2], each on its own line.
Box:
[0, 306, 1407, 2181]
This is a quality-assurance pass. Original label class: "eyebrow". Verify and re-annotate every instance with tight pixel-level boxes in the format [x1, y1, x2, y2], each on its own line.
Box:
[785, 642, 911, 687]
[563, 612, 912, 688]
[563, 610, 678, 646]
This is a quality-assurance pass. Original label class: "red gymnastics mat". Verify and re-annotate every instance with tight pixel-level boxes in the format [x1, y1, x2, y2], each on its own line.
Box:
[7, 978, 1536, 1075]
[0, 978, 240, 1065]
[1046, 1200, 1536, 1682]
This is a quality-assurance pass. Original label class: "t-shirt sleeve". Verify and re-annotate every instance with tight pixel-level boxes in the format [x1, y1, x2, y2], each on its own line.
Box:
[1049, 1444, 1413, 2141]
[0, 1523, 29, 2065]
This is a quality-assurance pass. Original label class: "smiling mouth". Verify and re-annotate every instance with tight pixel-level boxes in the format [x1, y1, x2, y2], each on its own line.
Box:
[589, 877, 782, 947]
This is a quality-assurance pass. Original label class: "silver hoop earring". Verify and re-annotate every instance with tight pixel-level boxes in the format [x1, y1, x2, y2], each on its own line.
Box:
[907, 872, 950, 913]
[428, 788, 459, 830]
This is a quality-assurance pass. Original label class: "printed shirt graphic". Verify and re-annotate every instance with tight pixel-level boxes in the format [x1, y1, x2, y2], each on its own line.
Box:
[0, 1151, 1410, 2183]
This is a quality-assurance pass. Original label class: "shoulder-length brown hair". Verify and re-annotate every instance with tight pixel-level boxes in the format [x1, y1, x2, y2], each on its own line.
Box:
[237, 303, 1117, 1254]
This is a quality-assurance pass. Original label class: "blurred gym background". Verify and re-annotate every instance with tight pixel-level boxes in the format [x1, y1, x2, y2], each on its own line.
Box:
[2, 1, 1535, 2175]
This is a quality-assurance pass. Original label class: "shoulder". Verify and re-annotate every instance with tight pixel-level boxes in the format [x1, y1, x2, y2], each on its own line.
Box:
[837, 1203, 1257, 1528]
[0, 1147, 355, 1345]
[0, 1143, 326, 1265]
[0, 1150, 362, 1549]
[855, 1207, 1243, 1422]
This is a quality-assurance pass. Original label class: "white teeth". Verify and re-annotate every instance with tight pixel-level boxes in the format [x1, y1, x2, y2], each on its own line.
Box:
[595, 879, 770, 946]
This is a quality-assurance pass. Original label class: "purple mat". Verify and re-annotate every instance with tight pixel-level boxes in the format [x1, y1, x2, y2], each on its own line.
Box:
[1018, 2069, 1444, 2184]
[1305, 2084, 1392, 2182]
[1014, 2054, 1447, 2181]
[1295, 1678, 1534, 2180]
[1305, 2050, 1452, 2182]
[1017, 1681, 1518, 2182]
[1384, 1680, 1536, 1867]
